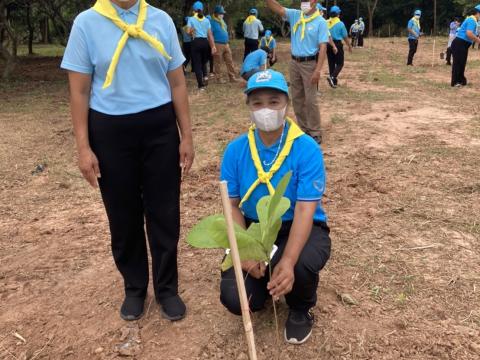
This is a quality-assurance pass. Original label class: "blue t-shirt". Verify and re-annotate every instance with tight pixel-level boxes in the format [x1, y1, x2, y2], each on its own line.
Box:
[330, 21, 348, 41]
[210, 16, 229, 44]
[284, 9, 329, 57]
[407, 18, 421, 40]
[243, 18, 264, 40]
[187, 15, 211, 39]
[221, 123, 327, 223]
[260, 36, 276, 50]
[61, 2, 185, 116]
[241, 49, 267, 74]
[456, 16, 478, 43]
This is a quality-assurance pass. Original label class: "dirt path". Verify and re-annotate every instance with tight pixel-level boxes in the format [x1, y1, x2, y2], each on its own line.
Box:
[1, 39, 479, 360]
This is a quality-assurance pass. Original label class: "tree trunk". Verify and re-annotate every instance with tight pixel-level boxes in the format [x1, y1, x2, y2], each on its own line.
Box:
[26, 2, 34, 55]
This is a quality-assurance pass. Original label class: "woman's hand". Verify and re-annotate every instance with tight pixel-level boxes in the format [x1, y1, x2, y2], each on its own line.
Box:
[310, 70, 321, 85]
[78, 147, 101, 188]
[211, 46, 218, 55]
[267, 258, 295, 299]
[179, 136, 195, 176]
[333, 46, 338, 54]
[241, 260, 266, 279]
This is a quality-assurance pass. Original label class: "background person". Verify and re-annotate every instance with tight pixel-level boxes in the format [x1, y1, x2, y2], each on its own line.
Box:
[243, 8, 264, 59]
[240, 47, 271, 81]
[358, 17, 365, 47]
[181, 16, 193, 73]
[260, 30, 277, 66]
[407, 10, 422, 66]
[446, 17, 461, 66]
[350, 19, 360, 48]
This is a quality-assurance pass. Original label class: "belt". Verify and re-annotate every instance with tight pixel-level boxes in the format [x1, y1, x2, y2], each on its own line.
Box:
[291, 54, 318, 62]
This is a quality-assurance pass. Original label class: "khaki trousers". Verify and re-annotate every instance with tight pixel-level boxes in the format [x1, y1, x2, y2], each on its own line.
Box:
[214, 43, 237, 81]
[289, 60, 322, 138]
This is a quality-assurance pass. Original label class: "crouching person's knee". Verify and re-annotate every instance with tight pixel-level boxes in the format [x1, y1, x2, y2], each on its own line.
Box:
[220, 284, 242, 316]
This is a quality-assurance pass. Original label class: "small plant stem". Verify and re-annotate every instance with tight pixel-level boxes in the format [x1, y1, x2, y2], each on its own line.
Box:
[268, 261, 281, 347]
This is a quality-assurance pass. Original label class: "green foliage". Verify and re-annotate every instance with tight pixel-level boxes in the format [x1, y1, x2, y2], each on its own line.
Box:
[187, 172, 292, 271]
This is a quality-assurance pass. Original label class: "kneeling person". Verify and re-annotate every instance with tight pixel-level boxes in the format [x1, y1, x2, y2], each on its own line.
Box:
[240, 47, 272, 81]
[220, 70, 331, 345]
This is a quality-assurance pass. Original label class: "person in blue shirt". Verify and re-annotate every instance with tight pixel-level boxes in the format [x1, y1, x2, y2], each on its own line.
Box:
[407, 10, 422, 66]
[210, 5, 239, 83]
[266, 0, 329, 145]
[181, 17, 193, 73]
[326, 6, 352, 88]
[187, 1, 217, 90]
[451, 5, 480, 87]
[240, 48, 271, 81]
[220, 69, 331, 345]
[446, 17, 462, 66]
[243, 8, 265, 59]
[61, 0, 194, 322]
[260, 30, 277, 66]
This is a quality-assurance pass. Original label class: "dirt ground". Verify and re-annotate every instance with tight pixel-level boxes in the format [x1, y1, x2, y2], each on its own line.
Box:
[1, 37, 479, 360]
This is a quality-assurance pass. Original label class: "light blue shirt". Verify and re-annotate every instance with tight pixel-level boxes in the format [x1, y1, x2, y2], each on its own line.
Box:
[61, 1, 185, 116]
[449, 21, 459, 37]
[330, 21, 348, 40]
[284, 8, 329, 57]
[407, 18, 421, 40]
[210, 16, 229, 44]
[188, 15, 211, 39]
[241, 49, 267, 75]
[221, 123, 327, 223]
[260, 36, 276, 50]
[243, 18, 264, 40]
[359, 21, 365, 32]
[456, 16, 478, 43]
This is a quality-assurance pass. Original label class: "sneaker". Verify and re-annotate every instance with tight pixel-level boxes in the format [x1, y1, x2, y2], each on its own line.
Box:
[327, 76, 336, 88]
[198, 87, 207, 92]
[120, 296, 145, 321]
[284, 309, 314, 345]
[333, 77, 338, 86]
[454, 83, 463, 88]
[159, 295, 186, 321]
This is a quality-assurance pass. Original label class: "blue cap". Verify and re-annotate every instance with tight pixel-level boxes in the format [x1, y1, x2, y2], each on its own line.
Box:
[330, 5, 341, 14]
[317, 4, 327, 11]
[250, 8, 258, 15]
[265, 30, 272, 37]
[245, 70, 289, 96]
[475, 4, 480, 12]
[193, 1, 203, 11]
[214, 5, 225, 14]
[414, 10, 422, 16]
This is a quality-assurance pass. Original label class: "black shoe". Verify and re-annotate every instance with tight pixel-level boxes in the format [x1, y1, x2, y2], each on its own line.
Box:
[446, 62, 451, 66]
[159, 295, 186, 321]
[333, 77, 338, 86]
[327, 75, 336, 88]
[120, 296, 145, 321]
[312, 135, 322, 145]
[284, 309, 314, 345]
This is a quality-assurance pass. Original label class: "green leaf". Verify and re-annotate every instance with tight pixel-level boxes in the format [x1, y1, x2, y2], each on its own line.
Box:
[268, 171, 292, 220]
[263, 217, 282, 255]
[256, 196, 270, 235]
[221, 241, 269, 272]
[187, 214, 230, 249]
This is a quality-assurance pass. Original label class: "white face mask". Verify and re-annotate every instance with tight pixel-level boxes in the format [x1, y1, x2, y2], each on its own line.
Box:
[300, 2, 312, 13]
[250, 106, 287, 132]
[218, 14, 224, 19]
[415, 15, 420, 19]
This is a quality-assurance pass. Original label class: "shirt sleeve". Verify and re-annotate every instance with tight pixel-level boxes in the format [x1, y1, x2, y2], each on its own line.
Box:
[296, 139, 326, 201]
[317, 19, 329, 44]
[220, 143, 240, 198]
[272, 39, 277, 48]
[341, 24, 348, 38]
[284, 8, 297, 24]
[60, 19, 93, 74]
[258, 20, 264, 33]
[206, 18, 212, 30]
[166, 16, 186, 72]
[407, 20, 413, 30]
[260, 51, 267, 65]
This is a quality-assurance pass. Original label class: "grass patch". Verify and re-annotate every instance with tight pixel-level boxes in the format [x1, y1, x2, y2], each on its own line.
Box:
[17, 44, 65, 57]
[360, 69, 406, 88]
[331, 113, 348, 124]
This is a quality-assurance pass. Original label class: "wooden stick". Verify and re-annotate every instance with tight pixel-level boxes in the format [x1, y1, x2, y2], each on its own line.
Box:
[432, 37, 436, 67]
[219, 181, 257, 360]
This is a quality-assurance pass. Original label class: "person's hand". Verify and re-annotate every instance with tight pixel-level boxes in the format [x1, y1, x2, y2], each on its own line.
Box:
[310, 70, 321, 85]
[348, 46, 353, 54]
[267, 258, 295, 300]
[333, 46, 338, 54]
[211, 46, 217, 55]
[241, 260, 266, 279]
[179, 136, 195, 177]
[78, 147, 101, 188]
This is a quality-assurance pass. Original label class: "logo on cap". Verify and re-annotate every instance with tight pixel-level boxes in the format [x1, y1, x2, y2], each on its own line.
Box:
[255, 71, 272, 83]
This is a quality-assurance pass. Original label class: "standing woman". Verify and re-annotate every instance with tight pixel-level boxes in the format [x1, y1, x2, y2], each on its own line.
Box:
[187, 1, 217, 90]
[451, 6, 480, 87]
[61, 0, 194, 321]
[407, 10, 422, 66]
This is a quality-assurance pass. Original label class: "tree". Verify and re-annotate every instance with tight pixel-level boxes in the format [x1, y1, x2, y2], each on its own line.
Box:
[361, 0, 380, 37]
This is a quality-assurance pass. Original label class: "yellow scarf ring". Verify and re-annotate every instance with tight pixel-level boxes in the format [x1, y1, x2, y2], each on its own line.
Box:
[327, 17, 341, 29]
[293, 10, 320, 40]
[193, 13, 205, 22]
[92, 0, 172, 89]
[245, 15, 257, 25]
[240, 118, 304, 206]
[212, 15, 226, 30]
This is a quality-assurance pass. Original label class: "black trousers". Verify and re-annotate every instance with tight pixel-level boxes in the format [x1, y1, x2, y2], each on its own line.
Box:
[269, 57, 277, 67]
[220, 220, 331, 315]
[446, 46, 452, 64]
[191, 38, 210, 88]
[182, 41, 192, 71]
[244, 38, 259, 60]
[407, 39, 418, 65]
[88, 103, 181, 301]
[351, 32, 358, 47]
[327, 41, 345, 79]
[358, 32, 364, 47]
[451, 37, 470, 86]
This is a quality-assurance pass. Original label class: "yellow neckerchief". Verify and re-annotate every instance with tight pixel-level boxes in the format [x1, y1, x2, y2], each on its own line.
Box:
[92, 0, 171, 89]
[212, 15, 226, 30]
[411, 16, 421, 30]
[240, 117, 304, 206]
[245, 15, 257, 25]
[193, 13, 205, 22]
[261, 36, 274, 48]
[327, 17, 341, 29]
[293, 10, 321, 40]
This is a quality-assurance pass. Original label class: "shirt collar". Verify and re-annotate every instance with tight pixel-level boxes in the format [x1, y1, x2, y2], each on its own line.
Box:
[254, 122, 289, 151]
[111, 0, 140, 16]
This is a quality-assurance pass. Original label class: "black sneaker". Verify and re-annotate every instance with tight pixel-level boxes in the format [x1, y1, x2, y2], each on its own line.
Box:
[159, 295, 186, 321]
[284, 309, 314, 345]
[327, 76, 336, 88]
[120, 296, 145, 321]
